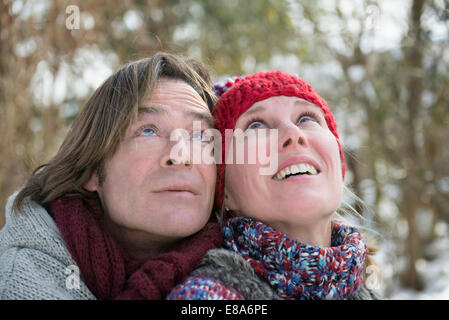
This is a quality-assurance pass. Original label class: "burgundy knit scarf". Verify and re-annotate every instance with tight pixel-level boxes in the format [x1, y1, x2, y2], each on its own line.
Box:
[50, 195, 222, 300]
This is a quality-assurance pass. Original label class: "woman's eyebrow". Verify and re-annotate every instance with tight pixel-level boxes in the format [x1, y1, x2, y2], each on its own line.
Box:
[240, 105, 266, 118]
[294, 99, 325, 116]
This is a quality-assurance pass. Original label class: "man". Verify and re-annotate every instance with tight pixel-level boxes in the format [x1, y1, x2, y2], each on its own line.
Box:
[0, 52, 221, 299]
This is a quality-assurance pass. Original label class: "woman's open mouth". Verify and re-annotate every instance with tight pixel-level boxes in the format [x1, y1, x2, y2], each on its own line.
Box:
[272, 163, 320, 181]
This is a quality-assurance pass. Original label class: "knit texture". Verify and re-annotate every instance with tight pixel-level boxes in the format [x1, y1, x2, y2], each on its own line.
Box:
[212, 71, 345, 208]
[50, 195, 222, 300]
[0, 191, 96, 299]
[168, 217, 372, 300]
[167, 248, 380, 300]
[167, 248, 283, 300]
[222, 216, 367, 300]
[167, 276, 243, 300]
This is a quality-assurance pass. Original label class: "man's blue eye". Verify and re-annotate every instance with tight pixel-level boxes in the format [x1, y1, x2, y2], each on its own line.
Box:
[142, 128, 156, 136]
[192, 132, 209, 142]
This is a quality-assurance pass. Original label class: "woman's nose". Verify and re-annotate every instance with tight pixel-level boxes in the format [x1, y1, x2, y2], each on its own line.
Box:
[278, 123, 306, 152]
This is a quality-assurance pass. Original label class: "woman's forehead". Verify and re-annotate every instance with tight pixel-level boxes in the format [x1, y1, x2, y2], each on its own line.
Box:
[243, 96, 324, 117]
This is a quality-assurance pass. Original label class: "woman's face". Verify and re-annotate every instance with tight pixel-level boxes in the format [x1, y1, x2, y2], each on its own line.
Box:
[224, 95, 343, 233]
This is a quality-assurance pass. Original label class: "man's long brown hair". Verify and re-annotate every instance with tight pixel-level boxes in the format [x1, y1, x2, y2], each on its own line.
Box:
[13, 52, 217, 213]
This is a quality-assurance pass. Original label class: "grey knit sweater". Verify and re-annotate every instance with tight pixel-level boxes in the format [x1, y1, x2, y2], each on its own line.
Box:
[0, 192, 96, 300]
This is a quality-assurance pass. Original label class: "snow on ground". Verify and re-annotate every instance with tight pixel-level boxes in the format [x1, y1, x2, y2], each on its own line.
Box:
[387, 236, 449, 300]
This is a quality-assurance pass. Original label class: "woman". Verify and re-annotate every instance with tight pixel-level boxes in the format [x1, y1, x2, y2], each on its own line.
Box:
[0, 52, 221, 299]
[167, 71, 381, 300]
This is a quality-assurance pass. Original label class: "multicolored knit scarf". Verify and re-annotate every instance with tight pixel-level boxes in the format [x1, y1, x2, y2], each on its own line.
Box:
[222, 216, 367, 300]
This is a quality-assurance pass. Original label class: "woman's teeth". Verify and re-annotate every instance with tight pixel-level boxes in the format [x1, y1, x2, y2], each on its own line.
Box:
[273, 163, 319, 181]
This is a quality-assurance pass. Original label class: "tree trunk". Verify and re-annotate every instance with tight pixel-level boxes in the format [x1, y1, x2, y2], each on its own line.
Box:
[399, 0, 426, 291]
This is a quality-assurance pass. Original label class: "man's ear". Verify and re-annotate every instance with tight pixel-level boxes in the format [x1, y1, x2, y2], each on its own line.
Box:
[84, 171, 100, 192]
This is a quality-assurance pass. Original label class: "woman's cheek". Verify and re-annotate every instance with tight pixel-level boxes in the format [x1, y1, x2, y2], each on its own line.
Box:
[224, 129, 234, 164]
[323, 134, 344, 183]
[249, 130, 276, 166]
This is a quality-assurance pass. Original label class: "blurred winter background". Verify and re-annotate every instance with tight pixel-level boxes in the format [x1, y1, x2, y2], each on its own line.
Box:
[1, 0, 448, 299]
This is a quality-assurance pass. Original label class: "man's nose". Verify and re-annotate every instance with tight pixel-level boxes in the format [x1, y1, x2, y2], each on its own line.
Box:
[165, 158, 191, 166]
[160, 137, 193, 168]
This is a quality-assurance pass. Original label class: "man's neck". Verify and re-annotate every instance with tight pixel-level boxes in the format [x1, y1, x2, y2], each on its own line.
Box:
[104, 217, 180, 259]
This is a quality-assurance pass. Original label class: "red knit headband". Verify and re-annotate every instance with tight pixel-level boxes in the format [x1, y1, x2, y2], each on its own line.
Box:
[212, 71, 345, 209]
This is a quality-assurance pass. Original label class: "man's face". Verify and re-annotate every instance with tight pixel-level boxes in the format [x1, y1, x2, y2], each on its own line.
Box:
[85, 79, 216, 254]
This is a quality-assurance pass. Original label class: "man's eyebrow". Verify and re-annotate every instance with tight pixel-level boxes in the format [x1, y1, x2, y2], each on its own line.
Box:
[138, 105, 215, 128]
[187, 110, 215, 128]
[138, 105, 169, 115]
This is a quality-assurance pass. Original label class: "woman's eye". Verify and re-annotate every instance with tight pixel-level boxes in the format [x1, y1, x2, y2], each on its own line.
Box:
[247, 121, 266, 129]
[298, 113, 319, 125]
[298, 116, 313, 124]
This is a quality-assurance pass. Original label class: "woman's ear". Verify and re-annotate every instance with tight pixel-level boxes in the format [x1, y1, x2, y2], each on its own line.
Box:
[223, 190, 237, 212]
[84, 172, 99, 192]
